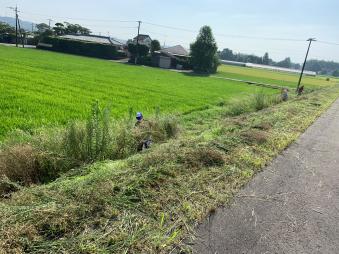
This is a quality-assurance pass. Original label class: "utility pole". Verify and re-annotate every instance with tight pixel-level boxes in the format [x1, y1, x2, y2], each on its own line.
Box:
[296, 38, 316, 92]
[135, 20, 141, 64]
[7, 6, 19, 47]
[17, 18, 24, 48]
[48, 19, 53, 29]
[32, 23, 34, 33]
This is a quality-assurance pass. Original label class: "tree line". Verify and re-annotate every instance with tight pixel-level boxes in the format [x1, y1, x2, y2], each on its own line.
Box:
[218, 48, 301, 69]
[218, 48, 339, 77]
[0, 21, 91, 43]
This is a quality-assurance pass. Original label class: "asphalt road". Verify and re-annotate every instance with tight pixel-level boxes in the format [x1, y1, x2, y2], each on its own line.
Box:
[193, 99, 339, 254]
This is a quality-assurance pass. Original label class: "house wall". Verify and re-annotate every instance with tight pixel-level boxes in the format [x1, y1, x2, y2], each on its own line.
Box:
[159, 56, 171, 69]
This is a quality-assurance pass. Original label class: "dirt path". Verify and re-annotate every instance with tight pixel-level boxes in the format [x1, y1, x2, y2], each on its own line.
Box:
[193, 99, 339, 254]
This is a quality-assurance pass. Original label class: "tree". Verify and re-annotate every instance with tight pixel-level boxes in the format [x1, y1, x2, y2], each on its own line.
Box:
[306, 59, 339, 74]
[275, 57, 292, 68]
[0, 22, 15, 34]
[127, 43, 149, 62]
[190, 25, 219, 73]
[150, 39, 161, 53]
[263, 52, 270, 65]
[219, 48, 234, 61]
[333, 70, 339, 77]
[53, 23, 65, 36]
[0, 22, 16, 43]
[36, 23, 50, 34]
[64, 22, 91, 35]
[35, 23, 53, 41]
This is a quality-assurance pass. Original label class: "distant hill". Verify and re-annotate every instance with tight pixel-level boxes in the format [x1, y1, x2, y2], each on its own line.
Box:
[0, 16, 34, 31]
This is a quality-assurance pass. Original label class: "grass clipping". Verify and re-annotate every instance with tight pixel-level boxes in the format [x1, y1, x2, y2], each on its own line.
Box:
[1, 87, 339, 253]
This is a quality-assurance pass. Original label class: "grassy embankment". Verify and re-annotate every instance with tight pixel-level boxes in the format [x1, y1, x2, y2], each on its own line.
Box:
[1, 85, 339, 253]
[0, 46, 274, 140]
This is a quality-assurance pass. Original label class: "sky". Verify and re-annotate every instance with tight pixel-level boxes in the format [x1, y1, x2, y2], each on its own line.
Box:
[1, 0, 339, 63]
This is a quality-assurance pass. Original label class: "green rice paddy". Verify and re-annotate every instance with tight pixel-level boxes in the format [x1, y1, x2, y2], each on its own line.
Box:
[1, 46, 332, 139]
[0, 46, 272, 139]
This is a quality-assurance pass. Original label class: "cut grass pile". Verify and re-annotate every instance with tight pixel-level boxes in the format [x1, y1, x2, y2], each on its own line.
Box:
[0, 46, 274, 139]
[217, 64, 337, 89]
[1, 86, 338, 253]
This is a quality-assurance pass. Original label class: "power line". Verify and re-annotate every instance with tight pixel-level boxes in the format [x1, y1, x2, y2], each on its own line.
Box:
[16, 10, 323, 43]
[316, 40, 339, 46]
[141, 28, 167, 37]
[143, 21, 197, 33]
[143, 21, 306, 42]
[12, 9, 339, 52]
[19, 14, 138, 30]
[214, 33, 305, 42]
[20, 11, 137, 23]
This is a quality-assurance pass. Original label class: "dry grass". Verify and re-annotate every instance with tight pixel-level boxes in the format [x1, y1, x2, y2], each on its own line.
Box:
[0, 145, 45, 185]
[178, 147, 225, 169]
[252, 122, 273, 131]
[241, 129, 269, 145]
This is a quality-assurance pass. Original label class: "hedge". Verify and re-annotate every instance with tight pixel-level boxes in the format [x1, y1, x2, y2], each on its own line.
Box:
[37, 36, 126, 60]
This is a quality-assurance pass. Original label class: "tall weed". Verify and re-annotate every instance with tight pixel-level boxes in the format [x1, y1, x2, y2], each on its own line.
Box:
[226, 92, 282, 116]
[0, 103, 179, 188]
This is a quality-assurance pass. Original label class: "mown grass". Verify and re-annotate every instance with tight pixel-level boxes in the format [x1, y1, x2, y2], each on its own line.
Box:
[0, 46, 275, 139]
[217, 64, 337, 89]
[1, 86, 338, 253]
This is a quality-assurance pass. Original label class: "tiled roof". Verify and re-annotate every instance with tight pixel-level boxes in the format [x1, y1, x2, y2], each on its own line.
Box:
[60, 34, 125, 46]
[160, 45, 189, 57]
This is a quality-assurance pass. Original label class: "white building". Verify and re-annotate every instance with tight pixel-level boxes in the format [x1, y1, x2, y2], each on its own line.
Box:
[221, 60, 316, 76]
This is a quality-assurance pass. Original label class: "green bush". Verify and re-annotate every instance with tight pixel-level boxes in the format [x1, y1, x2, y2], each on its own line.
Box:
[37, 37, 126, 60]
[127, 43, 149, 58]
[137, 55, 152, 66]
[226, 99, 252, 116]
[159, 116, 180, 139]
[0, 33, 15, 43]
[252, 92, 267, 110]
[64, 102, 112, 163]
[176, 57, 193, 70]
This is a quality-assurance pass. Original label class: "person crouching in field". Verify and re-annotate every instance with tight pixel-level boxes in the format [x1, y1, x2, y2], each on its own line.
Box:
[297, 85, 304, 96]
[135, 112, 152, 151]
[281, 88, 289, 101]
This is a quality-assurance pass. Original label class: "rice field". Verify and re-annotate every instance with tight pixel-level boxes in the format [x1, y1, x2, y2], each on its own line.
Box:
[0, 46, 274, 139]
[217, 64, 336, 89]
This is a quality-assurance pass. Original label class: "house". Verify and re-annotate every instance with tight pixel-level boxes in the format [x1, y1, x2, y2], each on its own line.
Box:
[59, 34, 126, 50]
[152, 45, 190, 69]
[38, 34, 128, 60]
[132, 34, 152, 47]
